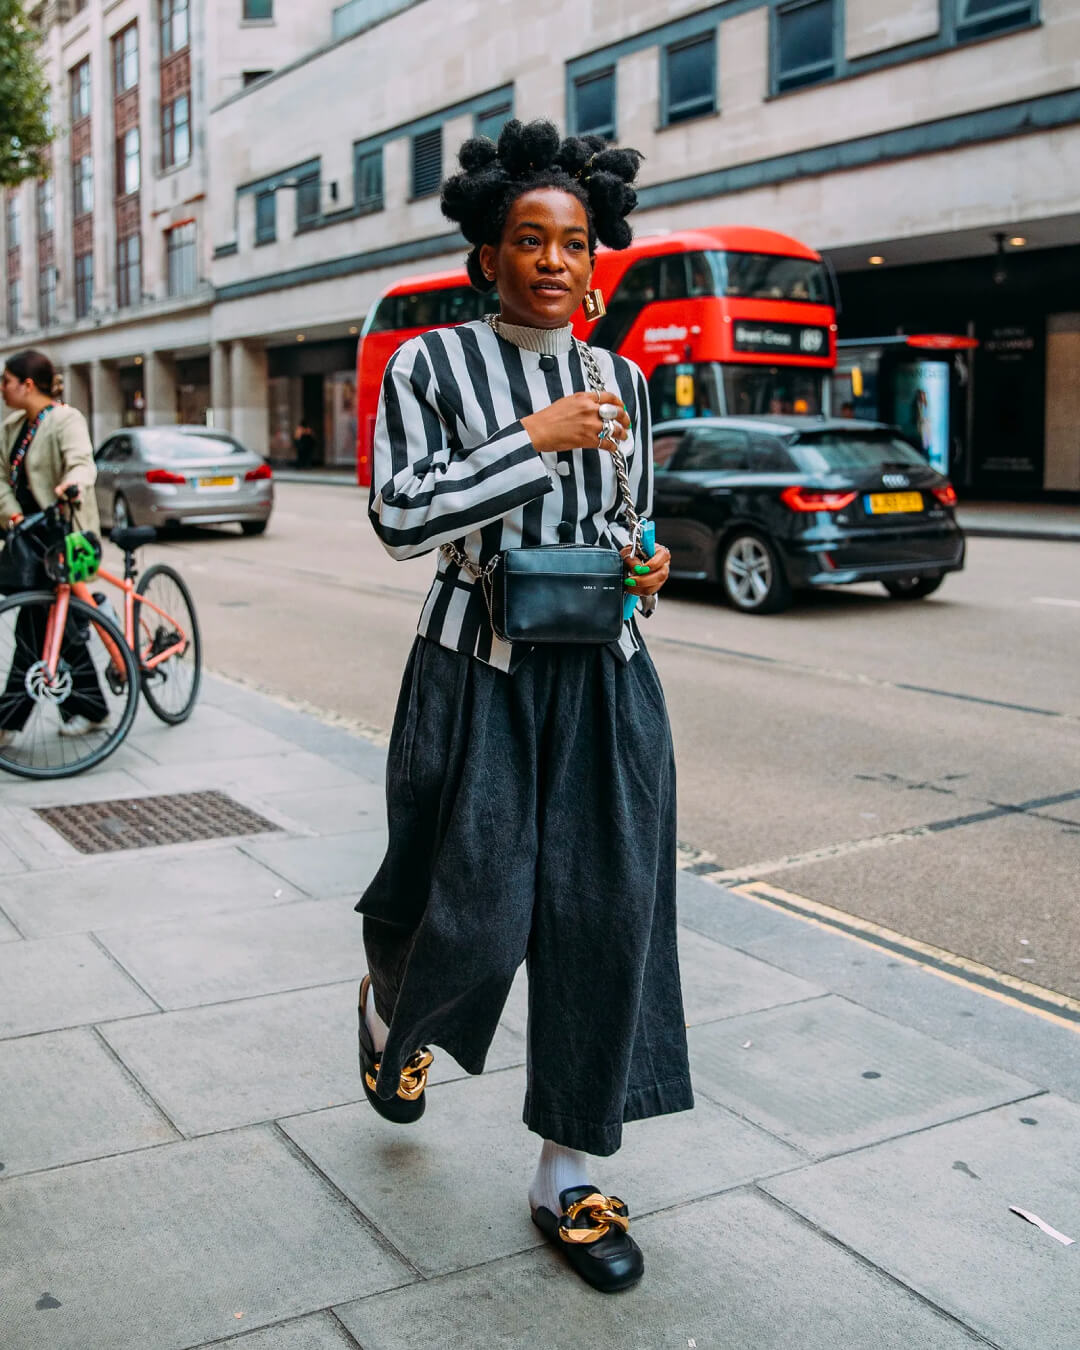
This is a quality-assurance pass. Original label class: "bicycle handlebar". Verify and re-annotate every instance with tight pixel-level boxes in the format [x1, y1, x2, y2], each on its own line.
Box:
[8, 489, 82, 540]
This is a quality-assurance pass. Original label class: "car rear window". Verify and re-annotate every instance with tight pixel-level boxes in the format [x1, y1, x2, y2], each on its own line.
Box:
[145, 432, 247, 460]
[790, 431, 928, 474]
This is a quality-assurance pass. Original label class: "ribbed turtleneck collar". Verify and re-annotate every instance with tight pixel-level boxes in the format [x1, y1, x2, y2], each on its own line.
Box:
[489, 316, 574, 355]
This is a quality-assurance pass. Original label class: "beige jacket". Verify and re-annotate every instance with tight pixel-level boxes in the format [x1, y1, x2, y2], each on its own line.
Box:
[0, 404, 100, 536]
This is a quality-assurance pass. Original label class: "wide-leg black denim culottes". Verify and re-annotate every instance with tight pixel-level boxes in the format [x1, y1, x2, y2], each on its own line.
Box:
[355, 635, 693, 1156]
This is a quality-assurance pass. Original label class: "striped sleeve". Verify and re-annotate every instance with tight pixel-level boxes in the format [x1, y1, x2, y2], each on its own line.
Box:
[369, 337, 552, 560]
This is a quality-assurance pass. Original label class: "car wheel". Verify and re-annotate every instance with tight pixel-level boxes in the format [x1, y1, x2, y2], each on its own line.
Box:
[112, 493, 133, 532]
[240, 521, 268, 537]
[721, 531, 792, 614]
[883, 573, 944, 600]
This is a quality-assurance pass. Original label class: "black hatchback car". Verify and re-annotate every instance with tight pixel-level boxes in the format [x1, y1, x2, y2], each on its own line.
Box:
[651, 416, 965, 613]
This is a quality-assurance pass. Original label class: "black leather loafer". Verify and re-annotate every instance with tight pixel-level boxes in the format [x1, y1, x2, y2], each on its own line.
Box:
[532, 1185, 644, 1293]
[357, 975, 433, 1124]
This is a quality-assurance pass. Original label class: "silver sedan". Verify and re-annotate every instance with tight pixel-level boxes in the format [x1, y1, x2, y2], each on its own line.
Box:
[94, 426, 274, 535]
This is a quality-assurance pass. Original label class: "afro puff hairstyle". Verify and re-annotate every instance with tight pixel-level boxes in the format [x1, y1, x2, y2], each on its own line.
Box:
[440, 118, 643, 293]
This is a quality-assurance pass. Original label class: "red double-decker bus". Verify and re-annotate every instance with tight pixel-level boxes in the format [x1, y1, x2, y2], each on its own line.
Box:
[355, 225, 837, 485]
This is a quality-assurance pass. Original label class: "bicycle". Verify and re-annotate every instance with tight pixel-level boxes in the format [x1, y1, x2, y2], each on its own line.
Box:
[0, 488, 201, 779]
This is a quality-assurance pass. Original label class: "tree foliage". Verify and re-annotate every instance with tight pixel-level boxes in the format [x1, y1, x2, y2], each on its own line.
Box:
[0, 0, 53, 189]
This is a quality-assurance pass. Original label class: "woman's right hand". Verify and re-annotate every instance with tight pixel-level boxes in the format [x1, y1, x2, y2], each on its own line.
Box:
[522, 391, 631, 455]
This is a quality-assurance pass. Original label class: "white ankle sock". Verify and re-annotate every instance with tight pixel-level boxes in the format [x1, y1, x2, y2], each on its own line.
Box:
[528, 1139, 590, 1216]
[364, 982, 390, 1053]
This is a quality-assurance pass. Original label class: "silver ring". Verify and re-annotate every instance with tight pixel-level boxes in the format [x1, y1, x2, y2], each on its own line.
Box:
[598, 402, 620, 419]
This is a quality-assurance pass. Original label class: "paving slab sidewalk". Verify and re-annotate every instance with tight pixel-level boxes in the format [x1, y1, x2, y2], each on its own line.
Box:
[1, 675, 1077, 1350]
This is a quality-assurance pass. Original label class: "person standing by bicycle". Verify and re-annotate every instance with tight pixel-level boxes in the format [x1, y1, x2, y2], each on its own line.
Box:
[0, 349, 108, 739]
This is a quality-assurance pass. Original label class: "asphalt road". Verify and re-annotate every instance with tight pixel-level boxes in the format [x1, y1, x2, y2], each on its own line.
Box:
[124, 482, 1080, 999]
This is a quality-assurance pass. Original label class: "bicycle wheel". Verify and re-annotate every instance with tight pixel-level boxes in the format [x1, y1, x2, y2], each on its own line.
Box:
[135, 563, 201, 724]
[0, 590, 140, 780]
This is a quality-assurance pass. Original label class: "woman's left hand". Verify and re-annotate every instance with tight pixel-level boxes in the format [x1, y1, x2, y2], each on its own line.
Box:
[620, 543, 671, 597]
[54, 479, 81, 502]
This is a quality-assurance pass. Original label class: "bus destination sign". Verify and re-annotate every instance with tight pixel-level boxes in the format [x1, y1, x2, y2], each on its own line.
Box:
[732, 322, 830, 356]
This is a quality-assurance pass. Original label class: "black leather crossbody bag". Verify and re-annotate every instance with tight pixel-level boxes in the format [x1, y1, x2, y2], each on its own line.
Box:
[441, 329, 641, 646]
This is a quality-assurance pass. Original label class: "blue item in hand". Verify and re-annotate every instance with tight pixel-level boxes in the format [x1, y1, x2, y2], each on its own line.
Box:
[623, 520, 656, 620]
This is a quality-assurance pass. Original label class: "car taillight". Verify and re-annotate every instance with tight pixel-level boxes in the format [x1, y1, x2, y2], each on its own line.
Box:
[780, 486, 857, 512]
[245, 464, 272, 481]
[145, 468, 187, 485]
[932, 484, 957, 506]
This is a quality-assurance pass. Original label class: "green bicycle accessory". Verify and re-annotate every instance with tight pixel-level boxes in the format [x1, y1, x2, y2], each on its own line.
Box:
[65, 530, 103, 584]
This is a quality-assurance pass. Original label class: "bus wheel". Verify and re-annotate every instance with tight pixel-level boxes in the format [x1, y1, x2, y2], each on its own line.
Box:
[721, 531, 791, 614]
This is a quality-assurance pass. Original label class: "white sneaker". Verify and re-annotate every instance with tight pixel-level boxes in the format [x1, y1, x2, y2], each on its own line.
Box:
[58, 715, 109, 738]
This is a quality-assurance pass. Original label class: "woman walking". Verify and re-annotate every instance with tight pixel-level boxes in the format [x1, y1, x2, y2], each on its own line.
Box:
[356, 120, 692, 1293]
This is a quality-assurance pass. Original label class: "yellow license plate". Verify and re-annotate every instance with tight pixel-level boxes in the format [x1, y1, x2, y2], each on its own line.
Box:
[199, 476, 237, 488]
[866, 491, 923, 514]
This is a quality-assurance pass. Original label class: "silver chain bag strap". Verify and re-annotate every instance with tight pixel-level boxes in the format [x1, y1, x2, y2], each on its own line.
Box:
[440, 315, 642, 644]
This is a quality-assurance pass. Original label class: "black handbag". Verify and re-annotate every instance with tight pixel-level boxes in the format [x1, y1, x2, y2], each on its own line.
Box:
[0, 522, 53, 595]
[442, 330, 642, 646]
[487, 543, 624, 644]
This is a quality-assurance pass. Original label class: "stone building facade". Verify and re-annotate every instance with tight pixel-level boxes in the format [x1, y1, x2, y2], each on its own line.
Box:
[3, 0, 1079, 495]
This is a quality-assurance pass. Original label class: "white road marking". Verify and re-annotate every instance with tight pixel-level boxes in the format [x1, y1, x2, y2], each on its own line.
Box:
[1033, 597, 1080, 609]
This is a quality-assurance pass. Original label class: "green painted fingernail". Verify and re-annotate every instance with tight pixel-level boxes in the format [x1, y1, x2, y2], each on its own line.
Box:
[634, 564, 649, 575]
[624, 577, 637, 588]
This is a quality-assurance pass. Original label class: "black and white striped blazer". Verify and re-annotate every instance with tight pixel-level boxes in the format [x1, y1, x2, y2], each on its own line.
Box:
[369, 319, 654, 671]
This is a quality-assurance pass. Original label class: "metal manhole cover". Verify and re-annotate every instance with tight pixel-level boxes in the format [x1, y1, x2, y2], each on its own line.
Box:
[35, 791, 282, 855]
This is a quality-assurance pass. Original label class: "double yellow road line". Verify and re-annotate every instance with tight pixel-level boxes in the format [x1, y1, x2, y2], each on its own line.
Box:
[732, 880, 1080, 1033]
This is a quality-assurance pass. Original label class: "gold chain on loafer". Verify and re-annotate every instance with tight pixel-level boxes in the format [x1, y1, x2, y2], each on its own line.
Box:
[364, 1047, 434, 1101]
[558, 1193, 631, 1245]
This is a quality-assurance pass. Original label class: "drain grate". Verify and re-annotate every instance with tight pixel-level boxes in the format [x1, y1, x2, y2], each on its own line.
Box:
[35, 790, 282, 855]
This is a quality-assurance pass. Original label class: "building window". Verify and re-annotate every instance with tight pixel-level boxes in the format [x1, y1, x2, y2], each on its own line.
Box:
[296, 173, 320, 230]
[161, 94, 190, 170]
[663, 32, 716, 124]
[118, 127, 140, 196]
[254, 190, 276, 244]
[7, 277, 21, 333]
[160, 0, 190, 57]
[355, 147, 383, 211]
[113, 23, 139, 93]
[243, 69, 271, 86]
[72, 154, 94, 217]
[571, 68, 615, 139]
[166, 220, 197, 295]
[6, 194, 21, 249]
[956, 0, 1035, 40]
[38, 265, 57, 328]
[70, 58, 91, 123]
[36, 179, 54, 236]
[775, 0, 836, 93]
[75, 252, 94, 319]
[475, 102, 512, 143]
[117, 233, 141, 308]
[411, 127, 442, 200]
[243, 0, 273, 17]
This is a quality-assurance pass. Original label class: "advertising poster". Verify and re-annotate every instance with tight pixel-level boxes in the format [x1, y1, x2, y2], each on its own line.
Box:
[892, 360, 950, 473]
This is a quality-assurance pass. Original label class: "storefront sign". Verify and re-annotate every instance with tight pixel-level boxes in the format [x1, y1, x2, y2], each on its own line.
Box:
[973, 321, 1045, 492]
[732, 322, 829, 356]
